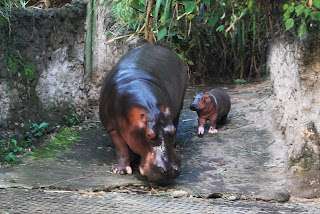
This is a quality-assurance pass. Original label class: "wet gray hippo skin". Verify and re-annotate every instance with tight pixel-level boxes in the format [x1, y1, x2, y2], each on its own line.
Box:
[99, 45, 188, 182]
[190, 88, 231, 136]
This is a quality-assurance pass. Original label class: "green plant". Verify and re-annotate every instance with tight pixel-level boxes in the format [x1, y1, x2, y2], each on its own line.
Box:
[29, 122, 50, 137]
[64, 112, 80, 126]
[283, 0, 320, 37]
[14, 0, 30, 8]
[109, 0, 319, 83]
[234, 79, 246, 84]
[0, 122, 50, 165]
[0, 136, 24, 164]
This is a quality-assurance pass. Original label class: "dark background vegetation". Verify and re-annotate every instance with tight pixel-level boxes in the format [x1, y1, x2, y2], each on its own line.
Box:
[110, 0, 320, 84]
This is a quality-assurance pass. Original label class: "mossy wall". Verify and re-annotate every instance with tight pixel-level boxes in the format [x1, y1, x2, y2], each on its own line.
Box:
[0, 0, 85, 139]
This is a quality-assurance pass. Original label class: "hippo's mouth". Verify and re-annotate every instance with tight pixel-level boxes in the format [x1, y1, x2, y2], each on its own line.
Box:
[139, 162, 181, 182]
[190, 104, 198, 111]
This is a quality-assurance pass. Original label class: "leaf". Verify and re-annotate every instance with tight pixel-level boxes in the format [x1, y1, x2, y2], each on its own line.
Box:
[295, 5, 305, 16]
[283, 13, 290, 21]
[39, 122, 50, 129]
[188, 14, 195, 20]
[283, 4, 289, 11]
[298, 24, 307, 37]
[216, 25, 225, 32]
[208, 15, 219, 27]
[187, 60, 194, 65]
[314, 0, 320, 8]
[161, 0, 171, 25]
[234, 79, 246, 84]
[157, 27, 167, 41]
[241, 8, 248, 16]
[203, 0, 210, 4]
[287, 5, 295, 14]
[11, 139, 18, 147]
[154, 0, 162, 27]
[305, 7, 311, 18]
[285, 18, 294, 31]
[184, 1, 196, 14]
[131, 0, 144, 10]
[310, 11, 320, 21]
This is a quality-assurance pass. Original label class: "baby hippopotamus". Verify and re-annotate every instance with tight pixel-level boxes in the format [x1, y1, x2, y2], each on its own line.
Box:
[190, 88, 231, 136]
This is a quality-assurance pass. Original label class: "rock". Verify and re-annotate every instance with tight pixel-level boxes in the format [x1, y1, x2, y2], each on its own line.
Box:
[228, 196, 237, 201]
[172, 190, 189, 198]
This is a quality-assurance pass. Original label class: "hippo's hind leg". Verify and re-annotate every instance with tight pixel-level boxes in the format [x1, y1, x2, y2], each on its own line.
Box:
[208, 114, 219, 134]
[218, 114, 228, 124]
[109, 129, 132, 175]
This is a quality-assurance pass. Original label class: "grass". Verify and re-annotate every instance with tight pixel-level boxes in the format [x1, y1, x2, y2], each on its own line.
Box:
[29, 128, 78, 158]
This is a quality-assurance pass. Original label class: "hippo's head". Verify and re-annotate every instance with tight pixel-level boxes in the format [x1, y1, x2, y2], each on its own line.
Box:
[190, 92, 211, 112]
[127, 105, 181, 182]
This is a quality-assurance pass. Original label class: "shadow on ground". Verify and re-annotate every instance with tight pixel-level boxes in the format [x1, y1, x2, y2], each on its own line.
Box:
[0, 81, 289, 202]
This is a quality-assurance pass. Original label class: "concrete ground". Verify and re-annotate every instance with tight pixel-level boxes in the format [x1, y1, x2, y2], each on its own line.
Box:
[1, 81, 320, 213]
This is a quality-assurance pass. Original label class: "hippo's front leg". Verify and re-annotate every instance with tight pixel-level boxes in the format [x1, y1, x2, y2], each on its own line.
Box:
[198, 117, 206, 136]
[108, 130, 132, 175]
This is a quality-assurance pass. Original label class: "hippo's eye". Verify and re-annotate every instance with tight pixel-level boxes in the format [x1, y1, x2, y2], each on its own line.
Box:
[146, 130, 156, 140]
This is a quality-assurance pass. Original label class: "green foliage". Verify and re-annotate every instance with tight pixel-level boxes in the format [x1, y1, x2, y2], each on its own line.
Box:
[283, 0, 320, 37]
[29, 122, 50, 137]
[234, 79, 247, 84]
[0, 122, 50, 164]
[64, 112, 81, 126]
[110, 0, 319, 83]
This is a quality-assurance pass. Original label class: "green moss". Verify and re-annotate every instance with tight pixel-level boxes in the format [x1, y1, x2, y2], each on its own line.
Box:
[8, 57, 18, 76]
[29, 128, 78, 158]
[24, 64, 35, 82]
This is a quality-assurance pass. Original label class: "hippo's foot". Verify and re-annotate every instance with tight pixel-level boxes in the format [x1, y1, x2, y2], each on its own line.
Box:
[139, 165, 146, 176]
[111, 164, 132, 175]
[198, 126, 205, 136]
[208, 126, 218, 134]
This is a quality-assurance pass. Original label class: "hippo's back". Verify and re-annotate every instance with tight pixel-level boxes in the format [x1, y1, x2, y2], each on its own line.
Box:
[99, 45, 188, 125]
[209, 88, 231, 116]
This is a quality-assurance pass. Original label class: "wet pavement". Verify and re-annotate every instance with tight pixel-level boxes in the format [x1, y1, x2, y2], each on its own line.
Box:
[1, 81, 320, 213]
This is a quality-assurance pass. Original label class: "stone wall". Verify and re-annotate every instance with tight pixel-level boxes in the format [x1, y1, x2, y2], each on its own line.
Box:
[0, 0, 86, 138]
[269, 37, 320, 198]
[0, 0, 146, 139]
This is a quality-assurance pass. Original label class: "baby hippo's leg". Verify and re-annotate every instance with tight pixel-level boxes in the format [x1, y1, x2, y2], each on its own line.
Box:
[198, 125, 205, 135]
[208, 115, 219, 134]
[208, 126, 218, 134]
[198, 117, 206, 136]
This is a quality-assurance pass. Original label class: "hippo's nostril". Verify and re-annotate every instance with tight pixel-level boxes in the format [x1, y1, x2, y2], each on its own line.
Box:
[190, 104, 196, 110]
[171, 164, 180, 173]
[157, 166, 167, 175]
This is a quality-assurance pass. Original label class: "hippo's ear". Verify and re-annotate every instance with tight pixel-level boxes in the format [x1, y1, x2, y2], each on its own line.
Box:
[159, 105, 170, 117]
[128, 107, 147, 128]
[204, 92, 211, 102]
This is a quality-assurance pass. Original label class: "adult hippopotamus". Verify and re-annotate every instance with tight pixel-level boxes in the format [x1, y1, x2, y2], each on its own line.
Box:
[99, 45, 188, 182]
[190, 88, 231, 136]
